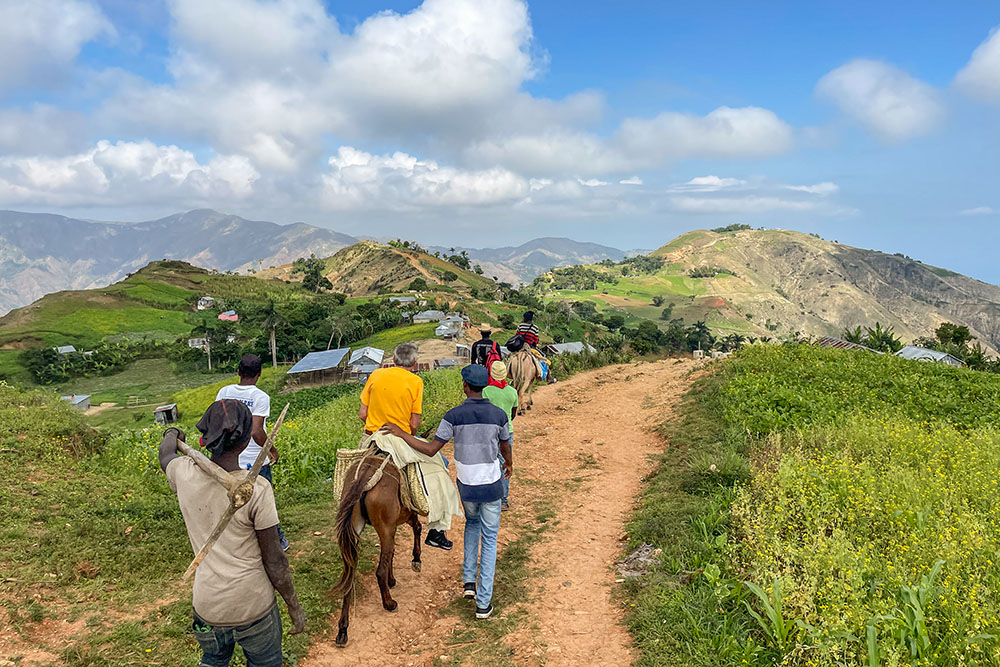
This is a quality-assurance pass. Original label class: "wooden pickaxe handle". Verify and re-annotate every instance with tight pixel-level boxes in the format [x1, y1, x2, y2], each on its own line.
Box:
[182, 403, 289, 582]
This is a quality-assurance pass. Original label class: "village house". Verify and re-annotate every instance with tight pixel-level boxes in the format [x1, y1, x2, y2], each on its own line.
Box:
[154, 403, 179, 425]
[217, 310, 239, 322]
[196, 296, 216, 310]
[349, 346, 385, 370]
[54, 345, 77, 355]
[60, 394, 90, 411]
[286, 348, 351, 386]
[413, 310, 446, 323]
[544, 342, 597, 355]
[895, 345, 965, 368]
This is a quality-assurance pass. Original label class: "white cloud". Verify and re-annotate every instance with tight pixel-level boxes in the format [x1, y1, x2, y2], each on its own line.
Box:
[464, 106, 793, 177]
[955, 27, 1000, 104]
[0, 0, 114, 94]
[321, 146, 529, 210]
[619, 176, 643, 185]
[786, 182, 839, 195]
[0, 140, 259, 206]
[816, 59, 944, 142]
[670, 196, 818, 214]
[578, 178, 609, 187]
[669, 175, 747, 192]
[616, 106, 794, 161]
[960, 206, 994, 216]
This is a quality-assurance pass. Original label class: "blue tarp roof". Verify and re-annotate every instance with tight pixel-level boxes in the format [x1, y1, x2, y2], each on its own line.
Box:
[287, 348, 350, 374]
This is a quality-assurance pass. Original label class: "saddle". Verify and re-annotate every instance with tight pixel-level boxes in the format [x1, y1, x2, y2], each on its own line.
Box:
[333, 445, 430, 516]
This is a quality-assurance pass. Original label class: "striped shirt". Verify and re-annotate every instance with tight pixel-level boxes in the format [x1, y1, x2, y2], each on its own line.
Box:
[516, 322, 540, 347]
[435, 398, 511, 502]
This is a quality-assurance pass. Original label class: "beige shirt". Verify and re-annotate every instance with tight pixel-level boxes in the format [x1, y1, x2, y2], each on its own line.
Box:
[166, 457, 279, 626]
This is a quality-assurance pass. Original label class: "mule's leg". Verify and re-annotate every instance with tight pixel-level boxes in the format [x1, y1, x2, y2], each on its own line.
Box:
[374, 521, 398, 611]
[408, 513, 422, 572]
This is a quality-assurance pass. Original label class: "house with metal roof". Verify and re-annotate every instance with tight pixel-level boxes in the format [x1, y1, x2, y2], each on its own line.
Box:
[895, 345, 964, 368]
[54, 345, 77, 355]
[61, 394, 91, 411]
[286, 348, 351, 385]
[197, 296, 216, 310]
[390, 296, 417, 304]
[815, 336, 881, 354]
[435, 358, 460, 369]
[413, 310, 446, 323]
[350, 346, 385, 369]
[545, 342, 597, 355]
[154, 403, 179, 425]
[218, 310, 239, 322]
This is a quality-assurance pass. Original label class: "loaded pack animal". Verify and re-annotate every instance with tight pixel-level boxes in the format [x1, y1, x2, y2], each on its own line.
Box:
[332, 451, 421, 647]
[507, 348, 540, 415]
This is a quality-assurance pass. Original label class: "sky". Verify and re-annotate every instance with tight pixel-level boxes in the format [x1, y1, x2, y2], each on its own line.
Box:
[1, 0, 999, 279]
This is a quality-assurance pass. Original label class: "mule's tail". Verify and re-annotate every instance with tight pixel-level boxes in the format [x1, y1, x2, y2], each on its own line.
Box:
[332, 464, 369, 597]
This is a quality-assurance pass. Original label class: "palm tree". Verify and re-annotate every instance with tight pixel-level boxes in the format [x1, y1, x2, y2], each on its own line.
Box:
[261, 300, 284, 368]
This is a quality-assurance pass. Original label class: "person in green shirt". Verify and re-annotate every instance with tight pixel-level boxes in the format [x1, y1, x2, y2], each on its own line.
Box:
[482, 360, 518, 509]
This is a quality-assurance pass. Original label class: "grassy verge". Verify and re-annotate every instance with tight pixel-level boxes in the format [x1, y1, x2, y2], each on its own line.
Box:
[625, 344, 1000, 666]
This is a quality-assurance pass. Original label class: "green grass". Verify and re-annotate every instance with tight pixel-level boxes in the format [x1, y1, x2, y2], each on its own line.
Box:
[627, 344, 1000, 666]
[347, 322, 437, 351]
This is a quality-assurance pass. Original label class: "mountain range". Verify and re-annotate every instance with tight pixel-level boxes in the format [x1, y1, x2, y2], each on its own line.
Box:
[0, 209, 627, 315]
[536, 228, 1000, 352]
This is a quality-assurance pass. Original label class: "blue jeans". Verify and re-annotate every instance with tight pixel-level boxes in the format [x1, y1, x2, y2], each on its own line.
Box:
[462, 499, 502, 609]
[499, 447, 512, 502]
[258, 466, 286, 544]
[192, 603, 282, 667]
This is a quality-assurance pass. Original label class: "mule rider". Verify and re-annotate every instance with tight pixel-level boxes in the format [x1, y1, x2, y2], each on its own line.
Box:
[360, 342, 453, 551]
[159, 400, 305, 666]
[516, 311, 556, 384]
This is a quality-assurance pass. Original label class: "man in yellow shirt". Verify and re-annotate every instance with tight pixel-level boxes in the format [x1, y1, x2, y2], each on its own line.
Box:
[359, 343, 452, 550]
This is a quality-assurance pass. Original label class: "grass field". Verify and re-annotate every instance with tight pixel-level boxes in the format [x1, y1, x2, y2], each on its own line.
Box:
[346, 322, 437, 351]
[627, 344, 1000, 666]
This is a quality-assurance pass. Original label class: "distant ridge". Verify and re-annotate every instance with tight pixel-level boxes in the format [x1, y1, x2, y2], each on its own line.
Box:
[0, 209, 359, 315]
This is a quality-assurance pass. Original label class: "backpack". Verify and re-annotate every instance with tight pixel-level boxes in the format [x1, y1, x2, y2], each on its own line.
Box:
[505, 334, 525, 352]
[485, 341, 502, 371]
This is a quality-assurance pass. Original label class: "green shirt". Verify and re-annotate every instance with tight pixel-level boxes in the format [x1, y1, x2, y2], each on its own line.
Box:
[482, 384, 518, 434]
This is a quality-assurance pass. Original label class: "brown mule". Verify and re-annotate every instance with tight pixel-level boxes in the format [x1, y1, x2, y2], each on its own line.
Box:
[508, 348, 539, 415]
[332, 453, 422, 647]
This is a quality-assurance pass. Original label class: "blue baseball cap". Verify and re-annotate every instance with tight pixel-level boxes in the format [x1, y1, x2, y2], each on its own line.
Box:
[461, 364, 489, 387]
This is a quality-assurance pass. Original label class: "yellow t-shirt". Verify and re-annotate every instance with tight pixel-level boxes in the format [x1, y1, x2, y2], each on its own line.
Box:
[361, 367, 424, 433]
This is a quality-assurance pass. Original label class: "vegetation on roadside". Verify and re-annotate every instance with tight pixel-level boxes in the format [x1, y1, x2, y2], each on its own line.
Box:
[627, 344, 1000, 666]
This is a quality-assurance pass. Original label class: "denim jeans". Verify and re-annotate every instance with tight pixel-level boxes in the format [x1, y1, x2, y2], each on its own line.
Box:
[462, 499, 502, 609]
[192, 603, 282, 667]
[498, 447, 512, 502]
[257, 465, 286, 544]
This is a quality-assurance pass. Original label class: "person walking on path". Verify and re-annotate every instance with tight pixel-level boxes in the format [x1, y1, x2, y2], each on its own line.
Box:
[158, 400, 305, 666]
[380, 364, 512, 619]
[216, 354, 287, 550]
[470, 324, 502, 368]
[482, 360, 517, 510]
[361, 342, 453, 551]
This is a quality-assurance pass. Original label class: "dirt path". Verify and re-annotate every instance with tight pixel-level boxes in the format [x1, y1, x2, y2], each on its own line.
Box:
[302, 358, 700, 666]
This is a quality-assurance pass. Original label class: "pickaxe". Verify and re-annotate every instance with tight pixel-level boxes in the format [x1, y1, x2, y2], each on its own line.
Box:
[175, 403, 289, 581]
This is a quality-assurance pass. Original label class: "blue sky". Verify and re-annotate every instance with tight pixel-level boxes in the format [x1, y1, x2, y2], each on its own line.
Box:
[1, 0, 999, 280]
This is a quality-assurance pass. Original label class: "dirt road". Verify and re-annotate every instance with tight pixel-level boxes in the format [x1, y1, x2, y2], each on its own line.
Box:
[303, 357, 700, 666]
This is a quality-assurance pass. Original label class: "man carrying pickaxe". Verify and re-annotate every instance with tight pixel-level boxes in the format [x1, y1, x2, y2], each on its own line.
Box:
[158, 399, 304, 667]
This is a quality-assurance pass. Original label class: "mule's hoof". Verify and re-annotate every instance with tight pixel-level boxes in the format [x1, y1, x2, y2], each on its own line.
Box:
[384, 600, 398, 612]
[389, 578, 397, 588]
[412, 560, 421, 572]
[335, 631, 349, 647]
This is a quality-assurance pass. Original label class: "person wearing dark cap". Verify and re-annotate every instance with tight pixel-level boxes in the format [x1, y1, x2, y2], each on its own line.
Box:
[380, 364, 512, 620]
[158, 400, 305, 667]
[216, 354, 287, 550]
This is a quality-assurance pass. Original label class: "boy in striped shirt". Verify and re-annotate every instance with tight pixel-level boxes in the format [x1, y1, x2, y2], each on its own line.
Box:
[380, 364, 511, 619]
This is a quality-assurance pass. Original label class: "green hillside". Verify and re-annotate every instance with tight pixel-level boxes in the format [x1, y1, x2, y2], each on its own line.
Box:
[532, 227, 1000, 349]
